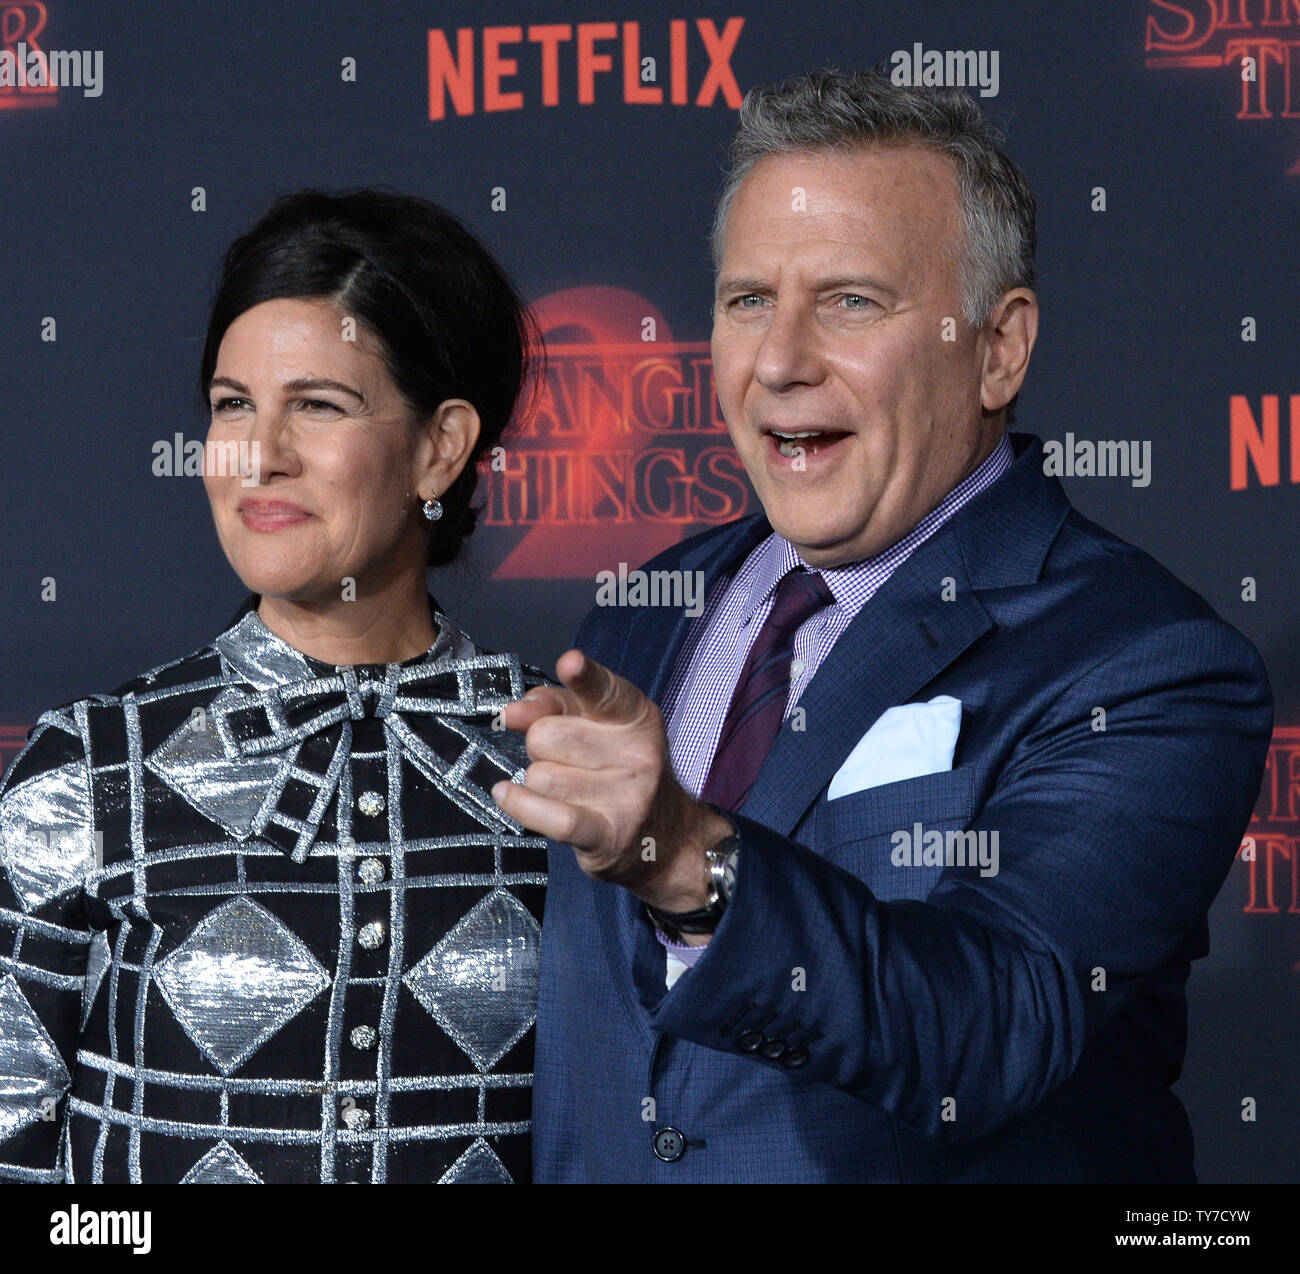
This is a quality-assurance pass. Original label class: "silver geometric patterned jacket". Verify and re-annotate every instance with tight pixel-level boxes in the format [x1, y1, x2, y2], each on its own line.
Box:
[0, 594, 549, 1183]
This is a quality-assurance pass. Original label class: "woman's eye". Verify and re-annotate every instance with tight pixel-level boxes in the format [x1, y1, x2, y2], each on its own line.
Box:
[211, 397, 250, 413]
[296, 398, 343, 414]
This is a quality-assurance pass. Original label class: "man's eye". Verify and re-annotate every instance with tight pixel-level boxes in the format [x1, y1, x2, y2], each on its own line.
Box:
[731, 294, 765, 309]
[838, 294, 875, 309]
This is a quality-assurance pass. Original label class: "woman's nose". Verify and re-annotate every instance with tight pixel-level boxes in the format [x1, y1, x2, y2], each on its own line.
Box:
[244, 410, 302, 481]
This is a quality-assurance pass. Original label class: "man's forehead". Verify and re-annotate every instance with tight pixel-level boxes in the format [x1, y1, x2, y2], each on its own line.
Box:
[720, 145, 959, 278]
[735, 145, 955, 223]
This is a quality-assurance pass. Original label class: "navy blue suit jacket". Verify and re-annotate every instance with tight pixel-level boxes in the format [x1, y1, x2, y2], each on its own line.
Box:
[532, 431, 1272, 1183]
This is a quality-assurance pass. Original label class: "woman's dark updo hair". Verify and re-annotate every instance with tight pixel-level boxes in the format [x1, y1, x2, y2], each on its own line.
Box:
[200, 189, 540, 566]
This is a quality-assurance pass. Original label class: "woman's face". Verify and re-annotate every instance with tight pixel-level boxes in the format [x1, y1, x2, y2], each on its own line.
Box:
[204, 298, 469, 605]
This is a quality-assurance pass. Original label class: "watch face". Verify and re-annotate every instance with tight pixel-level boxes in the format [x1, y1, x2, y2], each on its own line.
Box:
[722, 846, 738, 900]
[713, 842, 739, 904]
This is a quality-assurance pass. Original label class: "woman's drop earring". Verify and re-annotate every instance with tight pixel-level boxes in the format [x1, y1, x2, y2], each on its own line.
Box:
[422, 497, 443, 522]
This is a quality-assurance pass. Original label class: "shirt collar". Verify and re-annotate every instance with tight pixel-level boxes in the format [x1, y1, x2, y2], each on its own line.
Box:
[738, 537, 821, 627]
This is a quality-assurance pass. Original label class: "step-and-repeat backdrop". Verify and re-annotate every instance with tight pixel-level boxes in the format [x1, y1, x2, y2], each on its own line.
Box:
[1, 1, 1295, 1181]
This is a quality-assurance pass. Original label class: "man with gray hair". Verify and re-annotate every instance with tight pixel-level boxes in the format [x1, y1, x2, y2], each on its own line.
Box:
[494, 69, 1271, 1182]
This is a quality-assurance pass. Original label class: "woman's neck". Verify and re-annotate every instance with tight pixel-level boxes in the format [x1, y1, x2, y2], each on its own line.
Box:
[255, 578, 438, 667]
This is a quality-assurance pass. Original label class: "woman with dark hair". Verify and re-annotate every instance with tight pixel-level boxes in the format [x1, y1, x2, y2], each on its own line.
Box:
[0, 190, 548, 1183]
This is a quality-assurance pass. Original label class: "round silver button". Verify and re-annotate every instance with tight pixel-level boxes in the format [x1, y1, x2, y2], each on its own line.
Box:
[341, 1105, 371, 1131]
[357, 791, 385, 817]
[357, 858, 385, 885]
[790, 658, 805, 678]
[357, 921, 386, 950]
[349, 1025, 377, 1051]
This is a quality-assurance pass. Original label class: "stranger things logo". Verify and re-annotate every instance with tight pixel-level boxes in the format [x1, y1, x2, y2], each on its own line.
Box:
[1145, 1, 1300, 173]
[481, 286, 755, 579]
[0, 2, 54, 109]
[1243, 727, 1300, 943]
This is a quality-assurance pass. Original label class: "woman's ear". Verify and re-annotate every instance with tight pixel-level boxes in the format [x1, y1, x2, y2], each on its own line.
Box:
[418, 398, 482, 498]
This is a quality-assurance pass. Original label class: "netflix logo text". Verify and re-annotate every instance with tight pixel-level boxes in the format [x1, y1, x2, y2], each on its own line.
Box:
[1229, 394, 1300, 489]
[1, 1, 52, 109]
[427, 17, 745, 120]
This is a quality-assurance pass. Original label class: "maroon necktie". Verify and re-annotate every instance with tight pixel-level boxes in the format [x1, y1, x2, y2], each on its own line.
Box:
[700, 567, 835, 812]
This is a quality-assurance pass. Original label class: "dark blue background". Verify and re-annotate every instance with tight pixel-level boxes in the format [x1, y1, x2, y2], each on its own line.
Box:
[1, 0, 1295, 1182]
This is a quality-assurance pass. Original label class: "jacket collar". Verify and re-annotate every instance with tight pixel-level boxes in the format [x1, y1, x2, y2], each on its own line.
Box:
[179, 592, 527, 863]
[215, 592, 476, 691]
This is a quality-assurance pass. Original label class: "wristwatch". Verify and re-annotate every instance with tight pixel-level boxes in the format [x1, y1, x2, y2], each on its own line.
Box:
[644, 820, 740, 938]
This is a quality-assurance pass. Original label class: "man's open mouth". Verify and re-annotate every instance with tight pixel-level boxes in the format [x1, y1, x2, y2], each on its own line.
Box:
[766, 428, 852, 459]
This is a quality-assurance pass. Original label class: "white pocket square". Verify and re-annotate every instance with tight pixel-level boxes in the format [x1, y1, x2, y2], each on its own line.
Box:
[827, 695, 962, 800]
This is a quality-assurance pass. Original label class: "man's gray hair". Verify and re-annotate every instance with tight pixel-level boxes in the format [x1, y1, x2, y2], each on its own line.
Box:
[711, 68, 1037, 330]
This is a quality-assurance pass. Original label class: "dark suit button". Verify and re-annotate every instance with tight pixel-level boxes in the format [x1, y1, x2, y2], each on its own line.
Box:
[760, 1037, 787, 1060]
[782, 1046, 809, 1068]
[652, 1127, 686, 1162]
[737, 1030, 764, 1052]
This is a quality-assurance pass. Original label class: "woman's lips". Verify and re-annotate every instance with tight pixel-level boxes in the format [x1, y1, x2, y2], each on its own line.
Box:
[238, 502, 311, 532]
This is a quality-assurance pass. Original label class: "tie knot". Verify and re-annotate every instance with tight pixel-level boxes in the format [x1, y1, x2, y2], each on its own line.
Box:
[766, 566, 834, 634]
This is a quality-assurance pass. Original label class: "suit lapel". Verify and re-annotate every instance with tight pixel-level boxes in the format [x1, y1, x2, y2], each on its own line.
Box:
[638, 513, 773, 705]
[738, 524, 991, 835]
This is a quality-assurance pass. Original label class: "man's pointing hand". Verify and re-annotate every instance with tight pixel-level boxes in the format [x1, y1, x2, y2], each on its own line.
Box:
[490, 649, 731, 917]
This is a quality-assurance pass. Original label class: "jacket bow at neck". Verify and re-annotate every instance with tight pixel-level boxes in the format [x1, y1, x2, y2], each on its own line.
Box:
[153, 604, 529, 863]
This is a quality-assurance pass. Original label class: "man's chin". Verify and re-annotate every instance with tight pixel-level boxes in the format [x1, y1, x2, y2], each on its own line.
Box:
[765, 518, 867, 567]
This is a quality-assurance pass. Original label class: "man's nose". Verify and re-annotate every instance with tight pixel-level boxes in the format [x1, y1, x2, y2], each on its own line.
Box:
[752, 303, 824, 390]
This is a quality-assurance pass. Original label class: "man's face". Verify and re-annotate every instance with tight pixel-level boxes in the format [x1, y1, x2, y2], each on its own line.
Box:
[711, 145, 1013, 568]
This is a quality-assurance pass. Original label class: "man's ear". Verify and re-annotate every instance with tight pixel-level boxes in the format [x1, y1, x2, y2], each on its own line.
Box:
[418, 398, 482, 497]
[979, 289, 1038, 414]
